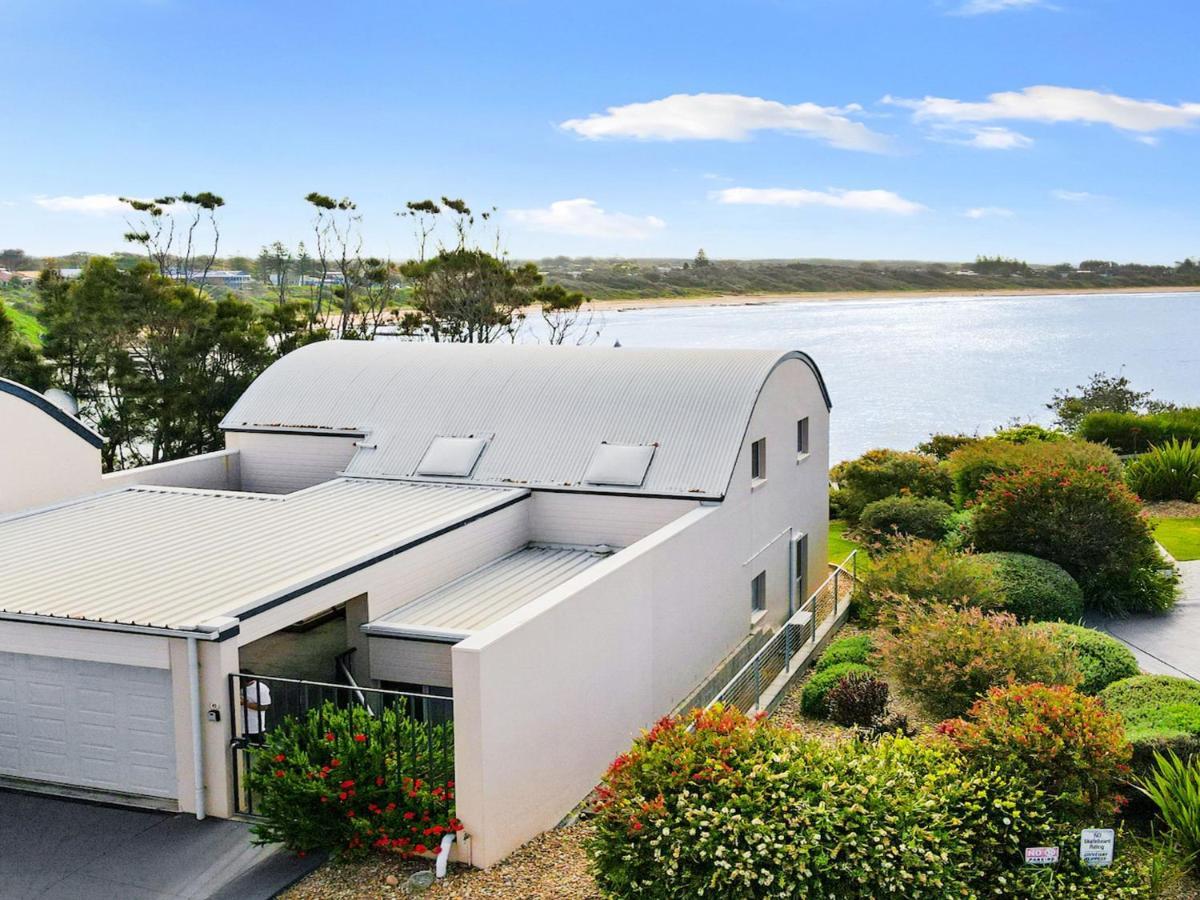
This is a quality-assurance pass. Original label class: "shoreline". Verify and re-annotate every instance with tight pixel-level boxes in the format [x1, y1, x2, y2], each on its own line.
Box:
[571, 284, 1200, 313]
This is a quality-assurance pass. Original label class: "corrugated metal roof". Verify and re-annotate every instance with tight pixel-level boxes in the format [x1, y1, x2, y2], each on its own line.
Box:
[0, 479, 526, 631]
[366, 544, 610, 641]
[219, 342, 830, 499]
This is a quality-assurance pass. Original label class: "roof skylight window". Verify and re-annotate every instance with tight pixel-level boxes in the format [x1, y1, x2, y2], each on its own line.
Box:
[583, 443, 656, 487]
[416, 436, 487, 477]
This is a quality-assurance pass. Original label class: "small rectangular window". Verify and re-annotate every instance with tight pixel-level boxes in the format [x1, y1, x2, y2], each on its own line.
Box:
[793, 534, 809, 605]
[751, 571, 767, 613]
[751, 438, 766, 481]
[797, 417, 810, 456]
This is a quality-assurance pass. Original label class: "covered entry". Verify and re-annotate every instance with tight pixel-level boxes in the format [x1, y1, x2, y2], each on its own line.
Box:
[0, 651, 177, 800]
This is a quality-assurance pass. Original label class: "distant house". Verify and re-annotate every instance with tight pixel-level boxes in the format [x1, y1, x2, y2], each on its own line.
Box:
[0, 342, 832, 867]
[299, 271, 345, 286]
[168, 268, 254, 288]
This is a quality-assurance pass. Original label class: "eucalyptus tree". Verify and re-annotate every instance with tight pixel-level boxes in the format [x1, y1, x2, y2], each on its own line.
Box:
[119, 191, 225, 288]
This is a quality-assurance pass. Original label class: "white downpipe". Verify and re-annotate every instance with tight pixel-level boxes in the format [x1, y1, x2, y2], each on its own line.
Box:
[186, 636, 206, 820]
[435, 833, 456, 878]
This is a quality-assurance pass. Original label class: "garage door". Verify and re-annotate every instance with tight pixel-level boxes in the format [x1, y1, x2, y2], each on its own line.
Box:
[0, 652, 176, 799]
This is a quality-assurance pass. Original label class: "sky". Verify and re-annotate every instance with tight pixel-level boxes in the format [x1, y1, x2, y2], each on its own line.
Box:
[3, 0, 1199, 264]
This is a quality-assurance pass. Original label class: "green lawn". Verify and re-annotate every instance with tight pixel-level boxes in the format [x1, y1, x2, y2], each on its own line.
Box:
[828, 518, 858, 564]
[1153, 517, 1200, 561]
[2, 303, 43, 348]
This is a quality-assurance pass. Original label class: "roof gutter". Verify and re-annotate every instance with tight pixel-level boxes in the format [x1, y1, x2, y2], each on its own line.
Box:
[0, 610, 234, 641]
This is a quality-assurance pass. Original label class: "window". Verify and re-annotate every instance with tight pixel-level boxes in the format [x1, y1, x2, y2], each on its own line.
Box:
[583, 443, 656, 486]
[797, 417, 810, 456]
[416, 436, 487, 477]
[793, 534, 809, 606]
[751, 571, 767, 614]
[751, 437, 767, 481]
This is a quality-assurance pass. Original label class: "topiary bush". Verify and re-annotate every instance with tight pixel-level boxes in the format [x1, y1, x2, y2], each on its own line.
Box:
[946, 437, 1120, 504]
[815, 633, 874, 670]
[971, 463, 1178, 615]
[801, 661, 874, 716]
[829, 448, 952, 522]
[938, 682, 1132, 822]
[1125, 438, 1200, 501]
[977, 551, 1085, 623]
[825, 672, 890, 727]
[881, 604, 1081, 718]
[857, 495, 954, 546]
[1025, 622, 1139, 694]
[855, 537, 1005, 625]
[247, 701, 458, 858]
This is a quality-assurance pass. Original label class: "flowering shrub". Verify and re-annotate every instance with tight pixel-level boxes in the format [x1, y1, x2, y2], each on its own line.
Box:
[247, 701, 459, 858]
[946, 437, 1119, 504]
[938, 683, 1131, 822]
[588, 707, 1073, 898]
[824, 672, 889, 727]
[829, 448, 952, 522]
[800, 661, 873, 716]
[971, 463, 1178, 614]
[978, 551, 1086, 623]
[882, 603, 1081, 718]
[855, 537, 1004, 625]
[1025, 622, 1139, 694]
[857, 495, 954, 548]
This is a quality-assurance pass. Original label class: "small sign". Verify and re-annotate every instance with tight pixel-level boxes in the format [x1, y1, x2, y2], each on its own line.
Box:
[1080, 828, 1115, 868]
[1025, 846, 1060, 866]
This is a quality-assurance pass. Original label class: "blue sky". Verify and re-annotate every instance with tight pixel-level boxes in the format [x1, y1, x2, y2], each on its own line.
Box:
[4, 0, 1198, 263]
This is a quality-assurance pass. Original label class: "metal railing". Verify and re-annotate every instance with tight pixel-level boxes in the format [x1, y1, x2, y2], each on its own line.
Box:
[705, 550, 858, 716]
[229, 672, 454, 817]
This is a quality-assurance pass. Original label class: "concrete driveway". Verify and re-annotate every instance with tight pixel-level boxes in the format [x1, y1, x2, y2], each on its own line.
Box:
[1087, 558, 1200, 682]
[0, 790, 321, 900]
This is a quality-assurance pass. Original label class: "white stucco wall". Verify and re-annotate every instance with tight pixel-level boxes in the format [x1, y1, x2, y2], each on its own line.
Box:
[0, 390, 103, 515]
[224, 431, 360, 493]
[101, 449, 241, 492]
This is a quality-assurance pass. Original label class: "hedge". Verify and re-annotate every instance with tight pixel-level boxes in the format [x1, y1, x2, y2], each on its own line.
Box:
[979, 552, 1086, 623]
[1024, 622, 1139, 694]
[858, 495, 953, 545]
[815, 634, 874, 671]
[946, 437, 1121, 503]
[1078, 407, 1200, 455]
[1099, 675, 1200, 772]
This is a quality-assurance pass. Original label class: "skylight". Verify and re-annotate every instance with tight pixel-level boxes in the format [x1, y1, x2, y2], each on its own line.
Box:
[416, 436, 487, 477]
[583, 443, 656, 487]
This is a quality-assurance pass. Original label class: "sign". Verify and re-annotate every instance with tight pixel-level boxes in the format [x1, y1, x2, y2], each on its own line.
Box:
[1024, 846, 1060, 866]
[1080, 828, 1115, 868]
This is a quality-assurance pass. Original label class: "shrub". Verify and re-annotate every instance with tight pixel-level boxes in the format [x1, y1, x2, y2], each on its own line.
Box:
[941, 508, 975, 551]
[1010, 853, 1161, 899]
[978, 551, 1085, 623]
[588, 709, 1069, 899]
[971, 463, 1178, 614]
[829, 448, 952, 522]
[247, 701, 458, 857]
[992, 423, 1067, 444]
[857, 495, 953, 546]
[882, 604, 1081, 718]
[1137, 752, 1200, 869]
[1100, 675, 1200, 743]
[1125, 438, 1200, 501]
[916, 432, 978, 459]
[855, 538, 1005, 625]
[801, 661, 873, 716]
[1025, 622, 1139, 694]
[946, 437, 1121, 503]
[938, 682, 1131, 822]
[825, 673, 889, 727]
[815, 633, 874, 670]
[1079, 407, 1200, 455]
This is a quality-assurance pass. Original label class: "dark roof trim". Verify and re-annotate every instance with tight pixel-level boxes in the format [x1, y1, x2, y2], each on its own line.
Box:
[794, 350, 832, 412]
[222, 426, 366, 439]
[0, 379, 105, 449]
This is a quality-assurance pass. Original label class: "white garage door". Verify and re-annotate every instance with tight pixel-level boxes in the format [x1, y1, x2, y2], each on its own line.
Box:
[0, 652, 176, 799]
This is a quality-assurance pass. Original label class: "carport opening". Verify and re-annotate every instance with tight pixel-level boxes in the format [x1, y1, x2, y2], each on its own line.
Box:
[238, 595, 369, 684]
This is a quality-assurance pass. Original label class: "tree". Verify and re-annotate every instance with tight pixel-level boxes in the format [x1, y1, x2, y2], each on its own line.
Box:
[258, 241, 293, 306]
[119, 191, 225, 288]
[0, 249, 35, 271]
[534, 283, 599, 345]
[304, 192, 360, 335]
[1047, 370, 1173, 432]
[693, 248, 711, 267]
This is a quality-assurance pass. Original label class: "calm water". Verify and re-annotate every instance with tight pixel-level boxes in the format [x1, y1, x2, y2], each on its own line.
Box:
[540, 292, 1200, 463]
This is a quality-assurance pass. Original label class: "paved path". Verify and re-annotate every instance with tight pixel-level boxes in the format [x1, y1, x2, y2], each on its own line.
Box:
[0, 790, 321, 900]
[1087, 558, 1200, 681]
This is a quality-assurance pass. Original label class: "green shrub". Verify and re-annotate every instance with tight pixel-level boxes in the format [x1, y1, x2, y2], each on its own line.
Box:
[938, 682, 1131, 822]
[825, 673, 889, 727]
[857, 495, 953, 546]
[882, 604, 1081, 718]
[971, 463, 1179, 614]
[815, 633, 874, 670]
[855, 538, 1005, 625]
[247, 701, 457, 857]
[979, 552, 1086, 623]
[1010, 853, 1162, 899]
[829, 448, 952, 522]
[801, 661, 874, 716]
[1025, 622, 1139, 694]
[1079, 408, 1200, 455]
[946, 437, 1121, 503]
[1137, 752, 1200, 868]
[941, 508, 975, 551]
[916, 432, 978, 459]
[1125, 438, 1200, 501]
[1100, 675, 1200, 742]
[588, 708, 1070, 899]
[992, 423, 1067, 444]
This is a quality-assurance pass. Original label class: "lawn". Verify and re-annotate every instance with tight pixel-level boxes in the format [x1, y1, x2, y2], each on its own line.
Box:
[2, 303, 43, 348]
[828, 518, 858, 564]
[1153, 517, 1200, 560]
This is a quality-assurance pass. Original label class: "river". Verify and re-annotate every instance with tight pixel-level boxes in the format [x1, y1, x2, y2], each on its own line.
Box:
[540, 291, 1200, 463]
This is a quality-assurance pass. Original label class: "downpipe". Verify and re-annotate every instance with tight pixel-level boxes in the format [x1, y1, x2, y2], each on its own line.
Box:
[187, 635, 206, 820]
[435, 832, 456, 878]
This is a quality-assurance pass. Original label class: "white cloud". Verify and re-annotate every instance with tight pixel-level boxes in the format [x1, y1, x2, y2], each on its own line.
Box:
[714, 187, 926, 215]
[560, 92, 890, 152]
[886, 85, 1200, 133]
[953, 0, 1051, 15]
[507, 198, 665, 239]
[33, 194, 128, 215]
[1051, 189, 1103, 202]
[965, 206, 1015, 219]
[960, 126, 1034, 149]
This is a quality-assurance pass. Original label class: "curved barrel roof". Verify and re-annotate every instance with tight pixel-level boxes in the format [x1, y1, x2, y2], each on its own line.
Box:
[220, 341, 830, 499]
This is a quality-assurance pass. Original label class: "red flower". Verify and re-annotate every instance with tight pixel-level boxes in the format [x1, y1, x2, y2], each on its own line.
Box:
[404, 811, 416, 820]
[331, 759, 341, 767]
[347, 810, 356, 818]
[414, 844, 428, 854]
[274, 770, 286, 778]
[385, 802, 396, 812]
[324, 732, 335, 741]
[340, 779, 355, 789]
[273, 754, 286, 763]
[320, 796, 328, 803]
[353, 733, 367, 743]
[375, 776, 385, 787]
[338, 792, 348, 801]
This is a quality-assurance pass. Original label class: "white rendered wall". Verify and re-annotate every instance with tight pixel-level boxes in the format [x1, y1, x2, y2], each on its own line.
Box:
[529, 491, 697, 547]
[224, 431, 360, 493]
[101, 449, 242, 492]
[0, 392, 102, 515]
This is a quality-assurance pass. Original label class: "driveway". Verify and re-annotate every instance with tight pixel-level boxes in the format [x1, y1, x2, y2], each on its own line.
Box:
[1087, 558, 1200, 682]
[0, 790, 321, 900]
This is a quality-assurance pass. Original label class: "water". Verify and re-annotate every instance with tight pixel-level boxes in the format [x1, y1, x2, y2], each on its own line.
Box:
[542, 292, 1200, 463]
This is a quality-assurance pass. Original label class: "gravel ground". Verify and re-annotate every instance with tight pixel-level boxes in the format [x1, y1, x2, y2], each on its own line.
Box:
[1144, 500, 1200, 518]
[281, 822, 600, 900]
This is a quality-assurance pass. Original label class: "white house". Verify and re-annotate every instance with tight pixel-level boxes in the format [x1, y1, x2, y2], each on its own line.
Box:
[0, 341, 831, 867]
